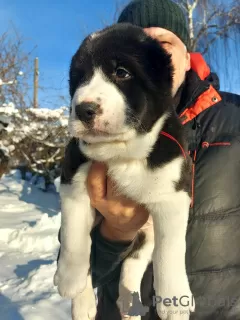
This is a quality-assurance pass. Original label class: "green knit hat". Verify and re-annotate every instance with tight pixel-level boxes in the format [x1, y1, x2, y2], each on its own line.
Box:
[117, 0, 191, 50]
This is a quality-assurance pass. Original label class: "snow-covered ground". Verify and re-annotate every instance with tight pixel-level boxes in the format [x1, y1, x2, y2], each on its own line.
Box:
[0, 171, 71, 319]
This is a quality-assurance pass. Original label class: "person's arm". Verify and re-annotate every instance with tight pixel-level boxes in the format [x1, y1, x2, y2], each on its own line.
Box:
[88, 162, 149, 288]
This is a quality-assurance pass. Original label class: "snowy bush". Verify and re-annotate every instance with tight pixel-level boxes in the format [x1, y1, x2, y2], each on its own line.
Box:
[0, 103, 69, 185]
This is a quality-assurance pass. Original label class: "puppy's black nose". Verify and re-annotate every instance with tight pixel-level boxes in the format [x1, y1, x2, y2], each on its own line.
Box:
[75, 102, 99, 123]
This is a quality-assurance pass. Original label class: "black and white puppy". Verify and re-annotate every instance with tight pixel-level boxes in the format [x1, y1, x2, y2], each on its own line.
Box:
[54, 23, 195, 320]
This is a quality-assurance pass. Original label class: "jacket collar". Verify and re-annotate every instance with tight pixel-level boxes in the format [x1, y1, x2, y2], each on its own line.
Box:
[176, 53, 222, 125]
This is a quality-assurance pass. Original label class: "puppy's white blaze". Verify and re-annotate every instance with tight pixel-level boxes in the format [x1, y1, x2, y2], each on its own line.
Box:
[71, 69, 128, 134]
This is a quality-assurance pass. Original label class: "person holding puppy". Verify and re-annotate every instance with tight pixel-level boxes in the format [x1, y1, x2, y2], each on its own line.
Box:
[59, 0, 240, 319]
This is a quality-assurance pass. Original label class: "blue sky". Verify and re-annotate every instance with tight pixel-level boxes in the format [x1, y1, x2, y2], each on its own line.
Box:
[0, 0, 239, 109]
[0, 0, 121, 108]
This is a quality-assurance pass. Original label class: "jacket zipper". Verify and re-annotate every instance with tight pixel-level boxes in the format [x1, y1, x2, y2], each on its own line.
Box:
[202, 141, 231, 148]
[189, 150, 197, 208]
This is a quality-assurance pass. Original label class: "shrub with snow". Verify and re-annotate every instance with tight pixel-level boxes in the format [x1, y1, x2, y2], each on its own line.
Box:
[0, 103, 69, 186]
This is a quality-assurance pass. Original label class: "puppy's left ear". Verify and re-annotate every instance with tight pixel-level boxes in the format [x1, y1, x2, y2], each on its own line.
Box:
[143, 38, 174, 88]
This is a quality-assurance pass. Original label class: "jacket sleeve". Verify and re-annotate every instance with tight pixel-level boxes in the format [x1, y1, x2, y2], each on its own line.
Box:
[90, 221, 134, 288]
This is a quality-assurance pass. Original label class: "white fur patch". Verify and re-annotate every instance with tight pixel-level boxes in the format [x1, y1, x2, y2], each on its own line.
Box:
[149, 192, 195, 319]
[71, 275, 97, 320]
[54, 162, 95, 298]
[108, 156, 183, 204]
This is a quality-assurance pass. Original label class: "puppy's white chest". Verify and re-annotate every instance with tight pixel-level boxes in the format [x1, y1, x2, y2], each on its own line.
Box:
[108, 157, 183, 204]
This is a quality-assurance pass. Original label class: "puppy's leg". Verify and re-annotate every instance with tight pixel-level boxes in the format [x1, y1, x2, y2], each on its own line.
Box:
[71, 274, 97, 320]
[117, 226, 154, 320]
[149, 192, 195, 320]
[54, 162, 95, 298]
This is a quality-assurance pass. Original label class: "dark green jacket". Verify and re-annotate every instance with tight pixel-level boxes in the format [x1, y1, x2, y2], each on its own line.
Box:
[90, 57, 240, 320]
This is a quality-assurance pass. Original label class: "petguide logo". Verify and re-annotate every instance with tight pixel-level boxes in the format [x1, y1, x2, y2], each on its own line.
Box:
[118, 292, 239, 317]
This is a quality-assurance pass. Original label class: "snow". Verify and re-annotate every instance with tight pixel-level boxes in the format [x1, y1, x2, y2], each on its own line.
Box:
[0, 171, 71, 319]
[27, 107, 68, 123]
[0, 103, 17, 115]
[0, 80, 16, 86]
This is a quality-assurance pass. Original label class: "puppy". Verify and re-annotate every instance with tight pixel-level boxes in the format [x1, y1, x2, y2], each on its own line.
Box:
[54, 23, 195, 320]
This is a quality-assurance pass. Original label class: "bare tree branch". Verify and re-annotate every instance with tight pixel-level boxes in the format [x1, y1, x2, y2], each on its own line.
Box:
[174, 0, 240, 52]
[0, 27, 35, 109]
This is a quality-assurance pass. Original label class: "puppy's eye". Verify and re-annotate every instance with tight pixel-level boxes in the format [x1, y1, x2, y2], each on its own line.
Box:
[115, 67, 132, 79]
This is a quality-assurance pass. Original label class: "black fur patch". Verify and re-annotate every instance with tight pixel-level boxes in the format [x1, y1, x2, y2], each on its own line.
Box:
[61, 138, 88, 184]
[147, 111, 188, 169]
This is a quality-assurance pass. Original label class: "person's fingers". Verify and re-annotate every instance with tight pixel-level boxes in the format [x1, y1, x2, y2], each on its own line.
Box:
[87, 162, 107, 204]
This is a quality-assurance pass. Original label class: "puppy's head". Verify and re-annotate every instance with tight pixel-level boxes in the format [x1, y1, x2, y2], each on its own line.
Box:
[69, 23, 173, 145]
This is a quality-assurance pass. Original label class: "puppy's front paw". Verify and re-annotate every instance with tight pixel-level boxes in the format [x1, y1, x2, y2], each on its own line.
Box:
[54, 256, 89, 298]
[72, 287, 97, 320]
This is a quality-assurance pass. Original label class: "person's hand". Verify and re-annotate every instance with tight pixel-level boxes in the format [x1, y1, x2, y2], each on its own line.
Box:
[87, 162, 150, 242]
